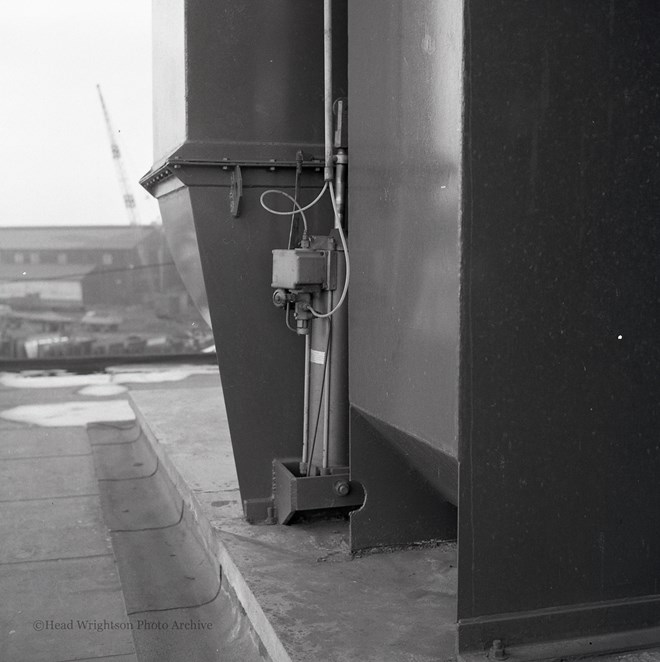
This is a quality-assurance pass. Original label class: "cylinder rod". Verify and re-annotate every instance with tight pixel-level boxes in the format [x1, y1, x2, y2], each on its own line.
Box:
[301, 333, 311, 471]
[322, 317, 332, 469]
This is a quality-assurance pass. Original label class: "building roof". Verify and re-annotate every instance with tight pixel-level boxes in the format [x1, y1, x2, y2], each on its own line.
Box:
[3, 310, 75, 324]
[0, 263, 98, 282]
[0, 225, 159, 251]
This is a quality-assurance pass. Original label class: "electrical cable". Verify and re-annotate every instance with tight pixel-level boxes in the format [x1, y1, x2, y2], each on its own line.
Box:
[284, 301, 297, 334]
[5, 260, 176, 284]
[323, 0, 334, 181]
[287, 154, 303, 249]
[260, 182, 330, 234]
[283, 163, 303, 335]
[260, 189, 309, 235]
[306, 182, 350, 319]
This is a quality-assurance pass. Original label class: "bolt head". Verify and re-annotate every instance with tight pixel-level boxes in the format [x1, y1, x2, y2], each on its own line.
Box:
[334, 480, 350, 497]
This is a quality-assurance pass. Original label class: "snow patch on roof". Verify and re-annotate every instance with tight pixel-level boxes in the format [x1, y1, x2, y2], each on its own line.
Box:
[0, 400, 135, 427]
[0, 365, 217, 390]
[77, 384, 128, 397]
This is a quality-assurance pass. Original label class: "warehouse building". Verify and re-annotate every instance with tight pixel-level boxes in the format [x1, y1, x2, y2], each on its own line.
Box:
[0, 225, 184, 309]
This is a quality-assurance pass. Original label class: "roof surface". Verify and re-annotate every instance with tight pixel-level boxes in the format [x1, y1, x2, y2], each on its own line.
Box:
[0, 226, 159, 251]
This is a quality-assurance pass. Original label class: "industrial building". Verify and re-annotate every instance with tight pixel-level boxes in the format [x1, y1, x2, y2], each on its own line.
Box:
[0, 225, 182, 308]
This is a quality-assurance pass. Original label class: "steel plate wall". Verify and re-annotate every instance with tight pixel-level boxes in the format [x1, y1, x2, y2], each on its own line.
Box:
[347, 0, 462, 550]
[146, 0, 347, 516]
[153, 0, 347, 165]
[458, 0, 660, 652]
[348, 0, 463, 458]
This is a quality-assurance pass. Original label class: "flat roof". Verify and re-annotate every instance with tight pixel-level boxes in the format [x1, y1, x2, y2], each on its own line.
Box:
[4, 310, 75, 323]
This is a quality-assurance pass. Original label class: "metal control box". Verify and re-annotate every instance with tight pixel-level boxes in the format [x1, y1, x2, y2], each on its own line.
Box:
[272, 249, 327, 289]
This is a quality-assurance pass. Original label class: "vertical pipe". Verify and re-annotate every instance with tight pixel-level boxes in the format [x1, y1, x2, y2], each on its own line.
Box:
[322, 0, 337, 464]
[324, 0, 334, 182]
[301, 333, 311, 470]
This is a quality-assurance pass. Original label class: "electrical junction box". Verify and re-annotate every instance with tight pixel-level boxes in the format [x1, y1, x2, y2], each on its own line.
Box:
[272, 249, 328, 289]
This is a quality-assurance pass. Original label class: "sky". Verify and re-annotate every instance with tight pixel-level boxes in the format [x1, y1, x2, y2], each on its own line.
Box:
[0, 1, 160, 227]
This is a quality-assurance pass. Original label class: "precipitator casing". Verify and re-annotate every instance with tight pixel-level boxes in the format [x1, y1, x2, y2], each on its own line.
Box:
[143, 0, 347, 520]
[348, 0, 660, 656]
[144, 0, 660, 656]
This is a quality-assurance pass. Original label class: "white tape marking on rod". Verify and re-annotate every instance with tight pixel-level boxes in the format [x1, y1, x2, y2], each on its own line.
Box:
[310, 350, 326, 365]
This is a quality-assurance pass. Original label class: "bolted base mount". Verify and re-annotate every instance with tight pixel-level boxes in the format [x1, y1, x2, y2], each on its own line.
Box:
[271, 459, 364, 525]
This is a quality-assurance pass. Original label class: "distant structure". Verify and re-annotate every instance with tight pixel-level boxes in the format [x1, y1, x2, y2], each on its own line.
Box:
[0, 226, 184, 310]
[97, 85, 141, 226]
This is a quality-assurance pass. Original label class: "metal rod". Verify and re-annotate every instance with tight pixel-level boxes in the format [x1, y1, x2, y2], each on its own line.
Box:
[302, 333, 311, 466]
[322, 316, 332, 470]
[323, 0, 334, 182]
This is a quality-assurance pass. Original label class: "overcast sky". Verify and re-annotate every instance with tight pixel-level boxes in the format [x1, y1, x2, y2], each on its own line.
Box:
[0, 1, 160, 227]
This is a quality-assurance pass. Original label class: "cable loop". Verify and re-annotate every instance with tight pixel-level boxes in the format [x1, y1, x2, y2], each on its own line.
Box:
[306, 182, 349, 319]
[259, 183, 330, 235]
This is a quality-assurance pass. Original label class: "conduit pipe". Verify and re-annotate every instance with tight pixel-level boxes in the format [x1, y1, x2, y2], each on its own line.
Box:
[324, 0, 333, 181]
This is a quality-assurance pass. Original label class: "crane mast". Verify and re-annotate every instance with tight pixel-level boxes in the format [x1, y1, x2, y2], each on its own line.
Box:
[97, 84, 140, 226]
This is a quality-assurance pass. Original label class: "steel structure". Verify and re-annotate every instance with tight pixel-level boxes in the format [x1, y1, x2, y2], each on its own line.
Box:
[141, 1, 660, 658]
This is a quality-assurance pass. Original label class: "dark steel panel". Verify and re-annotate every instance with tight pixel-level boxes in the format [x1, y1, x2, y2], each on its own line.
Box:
[159, 171, 334, 507]
[458, 598, 660, 658]
[153, 0, 347, 164]
[146, 0, 347, 515]
[347, 0, 462, 549]
[350, 407, 457, 552]
[348, 0, 462, 458]
[458, 0, 660, 651]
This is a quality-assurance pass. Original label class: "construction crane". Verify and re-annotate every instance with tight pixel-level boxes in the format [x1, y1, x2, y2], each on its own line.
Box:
[96, 84, 140, 226]
[97, 84, 159, 295]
